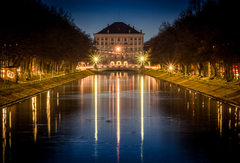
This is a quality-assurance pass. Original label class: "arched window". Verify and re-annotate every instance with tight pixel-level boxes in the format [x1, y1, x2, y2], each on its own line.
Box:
[116, 61, 122, 65]
[110, 61, 115, 66]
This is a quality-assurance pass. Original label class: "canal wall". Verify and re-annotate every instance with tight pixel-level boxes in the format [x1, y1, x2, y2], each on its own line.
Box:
[0, 70, 95, 107]
[144, 69, 240, 106]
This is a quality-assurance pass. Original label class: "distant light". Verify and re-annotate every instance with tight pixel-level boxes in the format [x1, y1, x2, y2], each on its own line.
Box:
[95, 58, 98, 61]
[7, 70, 15, 78]
[116, 47, 120, 51]
[141, 57, 144, 61]
[170, 66, 172, 70]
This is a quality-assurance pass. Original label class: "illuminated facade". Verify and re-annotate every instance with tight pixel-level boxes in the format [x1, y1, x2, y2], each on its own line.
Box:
[93, 22, 145, 65]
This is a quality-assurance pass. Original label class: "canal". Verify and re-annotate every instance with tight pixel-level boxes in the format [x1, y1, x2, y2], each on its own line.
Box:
[1, 71, 240, 162]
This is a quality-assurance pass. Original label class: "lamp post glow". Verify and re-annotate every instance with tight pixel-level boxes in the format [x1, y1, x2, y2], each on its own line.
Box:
[90, 52, 101, 68]
[93, 57, 98, 68]
[168, 65, 174, 75]
[136, 51, 148, 68]
[140, 57, 144, 67]
[115, 46, 121, 52]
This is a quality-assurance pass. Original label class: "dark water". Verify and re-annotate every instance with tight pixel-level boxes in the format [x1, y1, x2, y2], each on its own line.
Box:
[1, 71, 240, 163]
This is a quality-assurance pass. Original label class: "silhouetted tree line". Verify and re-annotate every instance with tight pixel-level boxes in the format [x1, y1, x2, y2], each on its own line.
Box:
[148, 0, 240, 81]
[0, 0, 92, 79]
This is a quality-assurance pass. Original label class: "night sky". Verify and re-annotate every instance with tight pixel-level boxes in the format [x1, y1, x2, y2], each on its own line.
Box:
[42, 0, 190, 42]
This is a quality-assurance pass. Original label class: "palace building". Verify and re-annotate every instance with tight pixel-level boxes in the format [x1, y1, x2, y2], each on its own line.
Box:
[93, 22, 145, 66]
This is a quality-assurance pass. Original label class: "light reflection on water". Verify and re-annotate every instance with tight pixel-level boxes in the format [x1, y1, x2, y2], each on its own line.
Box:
[1, 71, 240, 162]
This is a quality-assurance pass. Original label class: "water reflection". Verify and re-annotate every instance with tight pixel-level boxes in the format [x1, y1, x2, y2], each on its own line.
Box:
[140, 75, 144, 162]
[1, 72, 240, 162]
[117, 72, 120, 162]
[47, 91, 51, 139]
[95, 75, 98, 143]
[94, 75, 98, 158]
[2, 108, 6, 163]
[57, 92, 59, 107]
[218, 101, 223, 137]
[32, 96, 37, 142]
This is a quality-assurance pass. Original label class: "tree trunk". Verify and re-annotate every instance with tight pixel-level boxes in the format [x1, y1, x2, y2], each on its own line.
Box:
[210, 62, 218, 79]
[224, 62, 230, 81]
[230, 63, 234, 81]
[30, 57, 33, 78]
[196, 63, 201, 76]
[185, 65, 187, 76]
[24, 57, 30, 79]
[238, 62, 240, 82]
[57, 63, 59, 74]
[208, 62, 211, 78]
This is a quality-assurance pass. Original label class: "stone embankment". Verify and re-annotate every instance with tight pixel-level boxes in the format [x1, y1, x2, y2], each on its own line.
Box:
[144, 69, 240, 106]
[0, 70, 95, 107]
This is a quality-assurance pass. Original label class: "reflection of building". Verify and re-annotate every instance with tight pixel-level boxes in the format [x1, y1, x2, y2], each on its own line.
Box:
[93, 22, 145, 65]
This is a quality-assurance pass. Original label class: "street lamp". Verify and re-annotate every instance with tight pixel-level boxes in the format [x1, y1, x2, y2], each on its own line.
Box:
[139, 56, 145, 68]
[94, 57, 98, 68]
[89, 52, 101, 68]
[115, 46, 121, 52]
[168, 64, 175, 75]
[136, 51, 149, 68]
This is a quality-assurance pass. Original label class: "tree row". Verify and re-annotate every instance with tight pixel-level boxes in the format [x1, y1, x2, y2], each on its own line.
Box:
[0, 0, 93, 79]
[148, 0, 240, 81]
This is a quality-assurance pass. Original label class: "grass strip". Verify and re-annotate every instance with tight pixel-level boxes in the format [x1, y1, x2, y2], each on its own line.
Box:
[144, 70, 240, 106]
[0, 70, 95, 107]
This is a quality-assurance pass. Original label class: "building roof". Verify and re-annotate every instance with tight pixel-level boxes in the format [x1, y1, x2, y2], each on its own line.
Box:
[96, 22, 142, 34]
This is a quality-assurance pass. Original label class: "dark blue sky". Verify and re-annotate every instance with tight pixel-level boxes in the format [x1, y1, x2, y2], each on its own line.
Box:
[42, 0, 190, 42]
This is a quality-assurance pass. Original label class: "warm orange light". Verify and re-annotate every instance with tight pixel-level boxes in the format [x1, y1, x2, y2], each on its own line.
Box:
[116, 47, 120, 51]
[117, 72, 120, 162]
